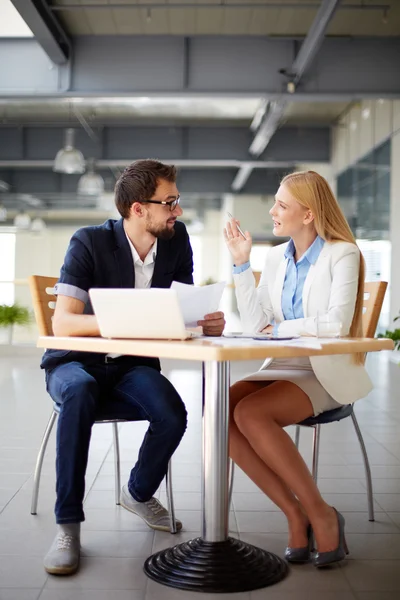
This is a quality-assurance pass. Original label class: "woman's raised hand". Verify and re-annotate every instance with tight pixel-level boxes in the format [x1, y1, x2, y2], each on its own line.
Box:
[223, 219, 252, 265]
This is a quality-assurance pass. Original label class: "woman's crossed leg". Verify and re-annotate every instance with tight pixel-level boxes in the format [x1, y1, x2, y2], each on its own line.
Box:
[229, 379, 339, 553]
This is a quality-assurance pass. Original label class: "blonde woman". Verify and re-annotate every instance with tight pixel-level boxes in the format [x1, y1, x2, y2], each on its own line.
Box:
[224, 171, 370, 568]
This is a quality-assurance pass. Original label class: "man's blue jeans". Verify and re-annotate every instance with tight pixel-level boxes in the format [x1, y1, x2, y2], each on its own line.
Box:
[45, 358, 187, 524]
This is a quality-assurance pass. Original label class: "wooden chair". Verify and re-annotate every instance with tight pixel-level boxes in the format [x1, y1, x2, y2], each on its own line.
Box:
[28, 275, 177, 532]
[228, 281, 388, 523]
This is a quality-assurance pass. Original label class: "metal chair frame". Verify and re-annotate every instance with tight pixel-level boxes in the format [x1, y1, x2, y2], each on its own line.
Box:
[228, 281, 388, 523]
[28, 275, 177, 533]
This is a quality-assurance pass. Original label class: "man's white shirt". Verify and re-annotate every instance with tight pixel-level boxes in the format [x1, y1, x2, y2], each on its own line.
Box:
[107, 233, 157, 358]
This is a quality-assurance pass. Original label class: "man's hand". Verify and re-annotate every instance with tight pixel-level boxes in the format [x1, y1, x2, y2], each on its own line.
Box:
[197, 311, 225, 337]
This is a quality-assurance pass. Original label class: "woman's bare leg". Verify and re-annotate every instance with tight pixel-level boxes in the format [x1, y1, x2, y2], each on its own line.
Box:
[229, 380, 310, 548]
[233, 380, 340, 553]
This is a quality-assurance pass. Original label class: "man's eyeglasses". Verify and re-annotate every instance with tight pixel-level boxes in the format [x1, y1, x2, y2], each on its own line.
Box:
[141, 196, 180, 211]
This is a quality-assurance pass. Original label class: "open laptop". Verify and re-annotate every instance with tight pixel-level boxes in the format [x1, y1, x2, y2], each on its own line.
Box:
[89, 288, 201, 340]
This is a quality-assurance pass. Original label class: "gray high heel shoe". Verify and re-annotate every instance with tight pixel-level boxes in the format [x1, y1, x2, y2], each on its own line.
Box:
[284, 524, 313, 564]
[313, 508, 349, 568]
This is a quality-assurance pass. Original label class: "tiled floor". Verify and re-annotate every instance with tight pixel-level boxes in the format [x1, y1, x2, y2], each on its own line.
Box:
[1, 345, 400, 599]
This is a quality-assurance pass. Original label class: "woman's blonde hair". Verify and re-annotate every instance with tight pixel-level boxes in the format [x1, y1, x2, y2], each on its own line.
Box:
[281, 170, 365, 364]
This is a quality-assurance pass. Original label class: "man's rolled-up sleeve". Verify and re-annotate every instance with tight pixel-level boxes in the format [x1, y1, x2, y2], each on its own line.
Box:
[54, 232, 94, 304]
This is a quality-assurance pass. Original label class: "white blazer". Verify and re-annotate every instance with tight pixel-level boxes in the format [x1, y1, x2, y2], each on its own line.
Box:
[233, 240, 372, 405]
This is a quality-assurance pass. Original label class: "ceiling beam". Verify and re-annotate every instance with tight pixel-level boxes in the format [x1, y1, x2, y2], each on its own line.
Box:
[49, 2, 388, 13]
[247, 0, 340, 170]
[0, 124, 330, 165]
[1, 37, 400, 98]
[290, 0, 341, 87]
[233, 0, 340, 190]
[10, 0, 70, 65]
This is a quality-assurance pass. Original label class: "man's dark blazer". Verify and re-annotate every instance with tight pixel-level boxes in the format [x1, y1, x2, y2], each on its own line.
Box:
[41, 218, 193, 372]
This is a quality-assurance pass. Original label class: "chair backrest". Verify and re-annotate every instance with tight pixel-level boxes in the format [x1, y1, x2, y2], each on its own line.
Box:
[362, 281, 388, 338]
[253, 271, 261, 286]
[28, 275, 386, 339]
[28, 275, 58, 337]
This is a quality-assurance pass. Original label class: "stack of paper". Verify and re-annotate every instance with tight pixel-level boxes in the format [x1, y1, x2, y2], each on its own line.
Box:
[171, 281, 226, 327]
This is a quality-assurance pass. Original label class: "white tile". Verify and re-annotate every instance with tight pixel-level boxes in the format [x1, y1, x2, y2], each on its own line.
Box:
[345, 533, 400, 559]
[387, 513, 400, 528]
[235, 511, 288, 534]
[374, 495, 400, 512]
[158, 491, 201, 511]
[233, 493, 278, 512]
[82, 507, 153, 532]
[355, 593, 400, 600]
[81, 530, 154, 558]
[0, 528, 54, 556]
[147, 580, 251, 600]
[340, 512, 400, 534]
[152, 530, 200, 554]
[39, 591, 145, 600]
[0, 488, 17, 505]
[317, 465, 358, 479]
[84, 490, 121, 509]
[344, 452, 400, 467]
[368, 480, 400, 494]
[0, 591, 41, 600]
[320, 494, 381, 512]
[251, 590, 356, 600]
[251, 562, 351, 593]
[317, 479, 367, 494]
[45, 557, 148, 590]
[0, 556, 47, 588]
[343, 560, 400, 591]
[239, 532, 288, 558]
[1, 350, 400, 598]
[349, 465, 400, 479]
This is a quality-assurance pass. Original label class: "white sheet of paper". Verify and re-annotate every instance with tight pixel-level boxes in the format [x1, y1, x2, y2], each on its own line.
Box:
[171, 281, 226, 327]
[207, 336, 322, 349]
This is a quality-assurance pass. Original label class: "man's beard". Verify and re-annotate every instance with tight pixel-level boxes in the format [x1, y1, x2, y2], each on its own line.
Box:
[145, 218, 176, 241]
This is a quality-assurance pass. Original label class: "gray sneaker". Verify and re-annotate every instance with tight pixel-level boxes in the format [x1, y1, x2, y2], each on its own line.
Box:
[44, 528, 80, 575]
[120, 484, 182, 532]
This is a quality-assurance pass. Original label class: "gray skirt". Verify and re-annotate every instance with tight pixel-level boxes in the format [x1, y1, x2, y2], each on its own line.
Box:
[241, 356, 342, 416]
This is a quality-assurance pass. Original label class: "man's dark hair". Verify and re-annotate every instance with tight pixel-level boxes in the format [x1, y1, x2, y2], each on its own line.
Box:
[114, 159, 177, 219]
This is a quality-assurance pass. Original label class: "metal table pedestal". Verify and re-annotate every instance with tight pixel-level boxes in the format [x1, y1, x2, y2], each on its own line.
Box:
[144, 361, 288, 593]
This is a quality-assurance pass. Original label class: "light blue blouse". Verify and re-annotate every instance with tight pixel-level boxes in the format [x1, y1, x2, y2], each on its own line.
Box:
[281, 235, 325, 321]
[233, 235, 325, 333]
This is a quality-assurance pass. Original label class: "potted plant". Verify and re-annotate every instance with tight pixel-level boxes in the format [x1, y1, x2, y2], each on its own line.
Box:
[0, 303, 31, 345]
[377, 313, 400, 364]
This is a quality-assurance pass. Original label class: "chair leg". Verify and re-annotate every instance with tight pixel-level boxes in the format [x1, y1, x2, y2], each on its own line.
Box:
[228, 458, 235, 511]
[351, 411, 375, 521]
[31, 410, 58, 515]
[311, 424, 321, 483]
[294, 425, 301, 449]
[112, 422, 121, 505]
[166, 460, 177, 534]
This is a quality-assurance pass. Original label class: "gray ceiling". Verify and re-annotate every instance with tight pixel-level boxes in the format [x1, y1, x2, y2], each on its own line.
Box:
[52, 1, 400, 37]
[0, 0, 399, 220]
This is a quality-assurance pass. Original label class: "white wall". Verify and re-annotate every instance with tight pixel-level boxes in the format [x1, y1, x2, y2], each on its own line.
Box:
[390, 129, 400, 321]
[332, 100, 394, 172]
[331, 99, 400, 321]
[12, 226, 77, 343]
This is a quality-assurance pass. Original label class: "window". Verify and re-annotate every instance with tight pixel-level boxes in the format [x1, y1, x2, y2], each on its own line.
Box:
[0, 232, 16, 305]
[0, 1, 33, 38]
[189, 235, 203, 285]
[357, 239, 391, 331]
[250, 244, 272, 272]
[337, 140, 391, 241]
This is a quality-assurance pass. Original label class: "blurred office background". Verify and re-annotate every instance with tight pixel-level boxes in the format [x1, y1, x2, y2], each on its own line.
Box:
[0, 0, 398, 342]
[2, 4, 400, 599]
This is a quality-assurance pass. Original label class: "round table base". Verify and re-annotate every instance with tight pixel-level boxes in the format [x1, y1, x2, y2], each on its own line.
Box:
[144, 535, 289, 593]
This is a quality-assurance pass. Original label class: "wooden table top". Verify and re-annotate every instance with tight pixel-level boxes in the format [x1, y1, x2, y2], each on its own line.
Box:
[37, 335, 394, 362]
